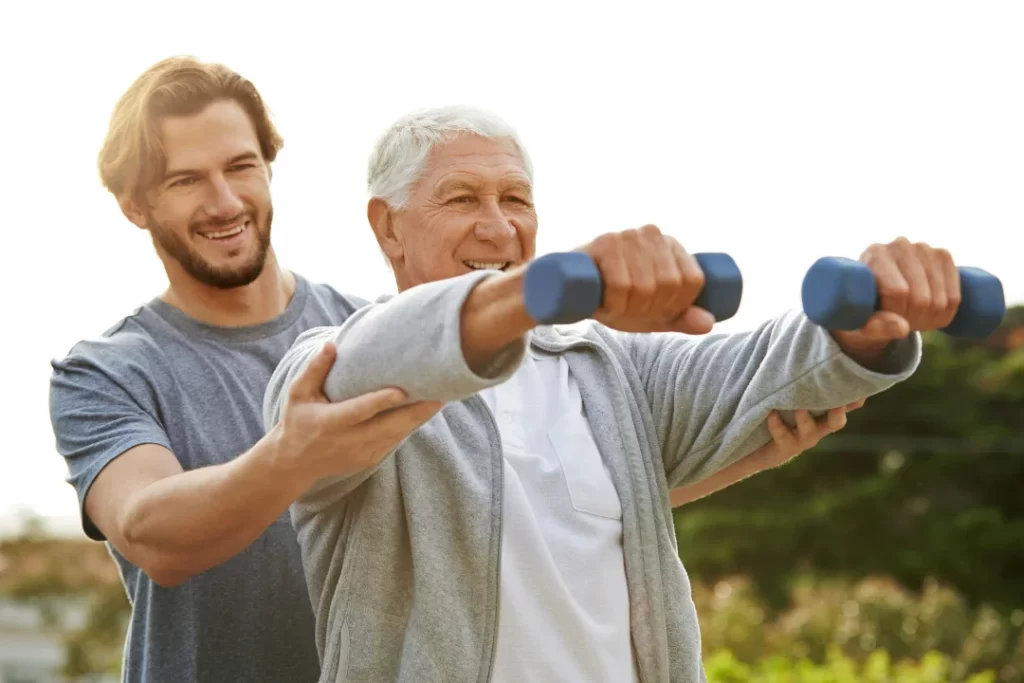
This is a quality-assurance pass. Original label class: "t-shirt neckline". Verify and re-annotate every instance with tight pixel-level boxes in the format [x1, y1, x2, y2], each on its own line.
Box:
[145, 273, 311, 343]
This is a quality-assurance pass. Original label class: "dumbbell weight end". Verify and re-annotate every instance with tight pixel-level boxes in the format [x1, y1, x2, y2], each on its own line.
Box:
[523, 251, 743, 326]
[801, 257, 1006, 339]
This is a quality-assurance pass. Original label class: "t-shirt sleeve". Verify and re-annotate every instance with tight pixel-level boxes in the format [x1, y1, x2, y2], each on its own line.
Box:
[49, 350, 172, 541]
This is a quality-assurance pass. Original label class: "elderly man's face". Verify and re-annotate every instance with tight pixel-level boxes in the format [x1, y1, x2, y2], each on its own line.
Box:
[378, 134, 538, 290]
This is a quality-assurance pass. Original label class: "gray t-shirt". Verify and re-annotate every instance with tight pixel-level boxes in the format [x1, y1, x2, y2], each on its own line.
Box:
[48, 274, 367, 683]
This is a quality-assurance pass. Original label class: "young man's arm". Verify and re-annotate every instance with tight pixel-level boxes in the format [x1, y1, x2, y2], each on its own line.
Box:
[82, 440, 309, 587]
[667, 403, 860, 507]
[50, 348, 437, 587]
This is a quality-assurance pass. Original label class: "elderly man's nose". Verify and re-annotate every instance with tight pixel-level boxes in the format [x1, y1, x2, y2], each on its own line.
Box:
[474, 219, 516, 246]
[474, 198, 516, 245]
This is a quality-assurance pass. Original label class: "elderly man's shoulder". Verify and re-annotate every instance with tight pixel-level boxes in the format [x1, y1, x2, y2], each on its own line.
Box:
[535, 320, 718, 362]
[534, 320, 629, 353]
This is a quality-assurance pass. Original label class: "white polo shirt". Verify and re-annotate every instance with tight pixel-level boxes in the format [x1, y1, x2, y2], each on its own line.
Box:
[480, 341, 640, 682]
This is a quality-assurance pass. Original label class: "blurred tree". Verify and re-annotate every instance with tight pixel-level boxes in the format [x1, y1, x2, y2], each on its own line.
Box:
[675, 306, 1024, 613]
[0, 520, 129, 678]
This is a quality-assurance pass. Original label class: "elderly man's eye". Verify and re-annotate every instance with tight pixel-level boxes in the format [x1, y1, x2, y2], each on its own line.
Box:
[447, 195, 474, 204]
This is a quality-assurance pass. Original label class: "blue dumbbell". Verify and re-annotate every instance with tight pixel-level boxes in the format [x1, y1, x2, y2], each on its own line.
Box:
[523, 251, 743, 325]
[801, 256, 1006, 339]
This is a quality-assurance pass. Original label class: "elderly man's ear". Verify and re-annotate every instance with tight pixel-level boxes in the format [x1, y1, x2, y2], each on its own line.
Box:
[368, 198, 403, 263]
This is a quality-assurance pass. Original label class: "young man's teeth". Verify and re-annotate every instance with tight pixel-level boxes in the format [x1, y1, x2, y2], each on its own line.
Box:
[465, 261, 508, 270]
[204, 223, 246, 239]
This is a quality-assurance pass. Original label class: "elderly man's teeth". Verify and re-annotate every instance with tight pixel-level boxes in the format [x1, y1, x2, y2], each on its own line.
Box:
[464, 261, 509, 270]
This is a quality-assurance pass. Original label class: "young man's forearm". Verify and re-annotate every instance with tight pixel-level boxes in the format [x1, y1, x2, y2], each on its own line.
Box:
[119, 431, 307, 587]
[668, 446, 772, 507]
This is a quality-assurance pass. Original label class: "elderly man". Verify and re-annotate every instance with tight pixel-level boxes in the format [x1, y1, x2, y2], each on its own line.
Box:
[263, 107, 942, 682]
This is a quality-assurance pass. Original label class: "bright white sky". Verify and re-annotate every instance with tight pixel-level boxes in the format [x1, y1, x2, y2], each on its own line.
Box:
[1, 1, 1021, 537]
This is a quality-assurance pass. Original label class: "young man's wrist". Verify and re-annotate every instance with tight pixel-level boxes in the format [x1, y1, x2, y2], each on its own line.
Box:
[241, 426, 316, 501]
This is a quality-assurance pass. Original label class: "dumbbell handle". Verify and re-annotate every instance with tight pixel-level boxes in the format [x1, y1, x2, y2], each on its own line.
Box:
[801, 256, 1006, 339]
[523, 251, 743, 325]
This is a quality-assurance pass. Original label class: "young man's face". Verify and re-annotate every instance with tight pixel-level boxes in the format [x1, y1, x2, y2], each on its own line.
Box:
[125, 99, 274, 289]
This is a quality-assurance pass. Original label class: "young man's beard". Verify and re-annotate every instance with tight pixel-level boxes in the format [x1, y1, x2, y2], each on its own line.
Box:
[149, 208, 273, 290]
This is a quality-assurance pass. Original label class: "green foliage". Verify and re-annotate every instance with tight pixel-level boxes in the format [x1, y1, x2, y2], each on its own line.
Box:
[704, 648, 998, 683]
[692, 575, 1024, 683]
[676, 309, 1024, 612]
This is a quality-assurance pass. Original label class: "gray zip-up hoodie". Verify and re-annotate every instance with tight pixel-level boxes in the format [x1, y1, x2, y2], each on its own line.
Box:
[263, 270, 921, 683]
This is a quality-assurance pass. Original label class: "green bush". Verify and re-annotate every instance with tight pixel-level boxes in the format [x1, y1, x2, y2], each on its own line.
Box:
[704, 648, 998, 683]
[691, 576, 1024, 683]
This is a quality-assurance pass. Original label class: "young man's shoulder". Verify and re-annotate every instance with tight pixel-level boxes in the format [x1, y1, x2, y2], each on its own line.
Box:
[50, 304, 172, 381]
[51, 277, 371, 381]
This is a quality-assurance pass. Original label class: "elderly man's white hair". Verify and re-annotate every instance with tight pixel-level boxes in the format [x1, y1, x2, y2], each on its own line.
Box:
[367, 105, 535, 210]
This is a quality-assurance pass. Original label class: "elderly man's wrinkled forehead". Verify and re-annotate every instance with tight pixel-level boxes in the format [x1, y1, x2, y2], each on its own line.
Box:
[412, 134, 532, 200]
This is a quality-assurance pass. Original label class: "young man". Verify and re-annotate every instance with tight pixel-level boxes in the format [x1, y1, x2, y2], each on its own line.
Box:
[47, 57, 443, 682]
[263, 107, 940, 682]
